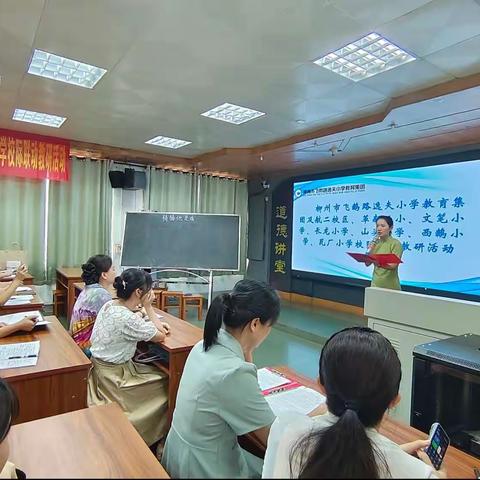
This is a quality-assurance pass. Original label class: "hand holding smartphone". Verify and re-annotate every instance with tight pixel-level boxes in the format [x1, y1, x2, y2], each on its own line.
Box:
[425, 423, 450, 470]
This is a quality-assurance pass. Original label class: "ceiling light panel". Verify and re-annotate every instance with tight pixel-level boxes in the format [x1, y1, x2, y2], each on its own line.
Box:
[314, 33, 415, 82]
[145, 135, 191, 149]
[12, 108, 66, 128]
[201, 102, 266, 125]
[27, 49, 107, 88]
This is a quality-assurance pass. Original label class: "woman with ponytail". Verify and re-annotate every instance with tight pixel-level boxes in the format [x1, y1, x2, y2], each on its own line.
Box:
[162, 279, 281, 478]
[263, 327, 445, 478]
[88, 268, 171, 447]
[70, 255, 115, 354]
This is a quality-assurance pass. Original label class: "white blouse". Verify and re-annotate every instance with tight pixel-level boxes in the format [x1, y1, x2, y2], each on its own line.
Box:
[263, 412, 437, 479]
[90, 301, 157, 364]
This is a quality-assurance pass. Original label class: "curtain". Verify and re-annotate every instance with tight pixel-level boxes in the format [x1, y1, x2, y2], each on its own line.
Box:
[148, 169, 195, 212]
[198, 175, 248, 273]
[0, 176, 45, 281]
[46, 157, 111, 283]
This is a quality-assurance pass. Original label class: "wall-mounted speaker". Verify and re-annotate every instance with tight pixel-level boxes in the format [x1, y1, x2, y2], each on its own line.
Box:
[124, 168, 146, 190]
[108, 170, 125, 188]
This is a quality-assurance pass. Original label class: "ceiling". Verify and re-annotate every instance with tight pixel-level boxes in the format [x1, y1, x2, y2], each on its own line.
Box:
[2, 0, 480, 178]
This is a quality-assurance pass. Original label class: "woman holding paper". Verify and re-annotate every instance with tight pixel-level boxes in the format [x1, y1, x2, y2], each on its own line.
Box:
[367, 216, 403, 291]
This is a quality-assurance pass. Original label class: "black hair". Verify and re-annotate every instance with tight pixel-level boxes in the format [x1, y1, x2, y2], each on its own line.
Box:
[203, 279, 280, 351]
[113, 268, 152, 300]
[376, 215, 394, 235]
[291, 327, 401, 479]
[81, 255, 113, 285]
[0, 379, 18, 443]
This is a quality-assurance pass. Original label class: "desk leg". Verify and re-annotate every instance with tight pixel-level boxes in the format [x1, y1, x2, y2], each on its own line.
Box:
[167, 351, 189, 426]
[56, 274, 68, 318]
[67, 280, 76, 322]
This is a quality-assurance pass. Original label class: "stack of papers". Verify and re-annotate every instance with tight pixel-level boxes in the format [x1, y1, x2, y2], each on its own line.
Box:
[0, 341, 40, 369]
[0, 311, 49, 327]
[257, 368, 291, 391]
[265, 386, 326, 416]
[3, 295, 33, 306]
[257, 368, 326, 416]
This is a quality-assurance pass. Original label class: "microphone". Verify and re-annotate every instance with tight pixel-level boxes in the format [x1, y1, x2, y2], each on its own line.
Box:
[367, 235, 380, 253]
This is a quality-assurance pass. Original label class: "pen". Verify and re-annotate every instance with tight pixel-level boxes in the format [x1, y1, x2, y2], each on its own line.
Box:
[8, 354, 38, 360]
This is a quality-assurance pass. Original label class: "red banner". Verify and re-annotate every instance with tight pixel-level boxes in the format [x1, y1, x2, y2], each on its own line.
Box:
[0, 129, 70, 181]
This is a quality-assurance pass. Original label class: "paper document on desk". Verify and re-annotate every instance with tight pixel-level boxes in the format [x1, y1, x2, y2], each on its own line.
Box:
[257, 368, 291, 391]
[0, 311, 49, 327]
[3, 295, 34, 306]
[265, 386, 326, 416]
[15, 287, 35, 294]
[0, 341, 40, 369]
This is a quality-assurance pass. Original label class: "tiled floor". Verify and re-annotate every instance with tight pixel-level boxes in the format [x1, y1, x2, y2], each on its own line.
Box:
[185, 299, 366, 379]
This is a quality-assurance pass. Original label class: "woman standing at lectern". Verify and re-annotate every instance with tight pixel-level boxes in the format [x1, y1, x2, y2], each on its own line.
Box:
[366, 215, 403, 290]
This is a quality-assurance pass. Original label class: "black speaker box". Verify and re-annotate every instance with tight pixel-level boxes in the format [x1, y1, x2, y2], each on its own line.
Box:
[124, 168, 146, 190]
[108, 170, 125, 188]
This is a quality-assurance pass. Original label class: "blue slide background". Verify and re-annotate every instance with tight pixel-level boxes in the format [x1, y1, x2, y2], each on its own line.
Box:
[292, 159, 480, 296]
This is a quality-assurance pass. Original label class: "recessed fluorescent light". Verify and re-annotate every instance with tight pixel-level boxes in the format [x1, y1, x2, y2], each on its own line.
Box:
[27, 49, 107, 89]
[145, 135, 191, 149]
[313, 33, 415, 81]
[201, 102, 265, 125]
[12, 108, 66, 128]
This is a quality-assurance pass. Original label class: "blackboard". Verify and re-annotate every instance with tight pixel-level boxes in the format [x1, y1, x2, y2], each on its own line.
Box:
[121, 212, 240, 271]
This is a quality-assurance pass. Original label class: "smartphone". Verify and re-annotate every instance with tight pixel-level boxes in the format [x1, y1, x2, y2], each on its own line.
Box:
[425, 423, 450, 470]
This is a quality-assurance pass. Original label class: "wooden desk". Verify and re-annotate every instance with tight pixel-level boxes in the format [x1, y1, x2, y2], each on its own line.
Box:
[0, 273, 34, 285]
[248, 366, 477, 479]
[0, 315, 91, 424]
[152, 307, 203, 423]
[8, 404, 169, 478]
[0, 290, 44, 315]
[56, 267, 82, 320]
[73, 281, 85, 303]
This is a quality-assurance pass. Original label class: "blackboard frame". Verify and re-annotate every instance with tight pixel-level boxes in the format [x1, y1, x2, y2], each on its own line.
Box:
[121, 211, 241, 272]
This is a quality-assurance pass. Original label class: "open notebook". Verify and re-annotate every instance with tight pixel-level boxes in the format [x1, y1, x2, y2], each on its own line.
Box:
[257, 367, 325, 416]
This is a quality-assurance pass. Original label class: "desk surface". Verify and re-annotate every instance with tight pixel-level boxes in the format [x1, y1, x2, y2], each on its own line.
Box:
[275, 366, 478, 479]
[56, 267, 83, 279]
[8, 403, 169, 479]
[73, 281, 85, 291]
[0, 315, 91, 381]
[154, 307, 203, 352]
[0, 291, 44, 313]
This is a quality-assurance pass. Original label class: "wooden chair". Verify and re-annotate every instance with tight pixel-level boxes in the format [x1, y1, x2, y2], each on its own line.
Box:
[53, 289, 66, 318]
[160, 291, 184, 318]
[181, 294, 204, 321]
[152, 288, 167, 309]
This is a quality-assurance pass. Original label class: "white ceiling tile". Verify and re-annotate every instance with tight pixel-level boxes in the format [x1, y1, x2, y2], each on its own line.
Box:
[330, 0, 432, 27]
[361, 59, 454, 97]
[425, 34, 480, 77]
[377, 0, 480, 57]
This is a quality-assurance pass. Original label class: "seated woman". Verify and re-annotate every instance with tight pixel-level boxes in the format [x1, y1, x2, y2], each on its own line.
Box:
[70, 255, 116, 355]
[0, 265, 29, 306]
[263, 327, 445, 478]
[88, 268, 170, 447]
[162, 279, 280, 479]
[0, 379, 26, 479]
